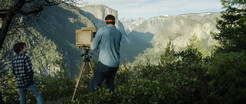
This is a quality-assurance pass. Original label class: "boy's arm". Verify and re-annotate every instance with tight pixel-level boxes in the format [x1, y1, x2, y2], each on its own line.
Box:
[25, 56, 34, 77]
[11, 61, 17, 76]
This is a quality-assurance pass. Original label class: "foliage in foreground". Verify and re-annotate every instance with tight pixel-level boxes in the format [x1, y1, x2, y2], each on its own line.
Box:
[1, 0, 246, 103]
[1, 43, 246, 104]
[70, 43, 246, 104]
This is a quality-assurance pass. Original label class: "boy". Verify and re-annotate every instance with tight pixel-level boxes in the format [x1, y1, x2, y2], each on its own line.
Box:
[11, 42, 43, 104]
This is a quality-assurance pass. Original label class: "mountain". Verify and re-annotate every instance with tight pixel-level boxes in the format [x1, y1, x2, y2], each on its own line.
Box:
[119, 17, 145, 34]
[0, 3, 221, 76]
[122, 12, 220, 63]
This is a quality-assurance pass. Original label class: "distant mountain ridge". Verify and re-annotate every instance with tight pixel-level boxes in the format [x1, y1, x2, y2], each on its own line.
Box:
[121, 12, 220, 63]
[120, 17, 145, 34]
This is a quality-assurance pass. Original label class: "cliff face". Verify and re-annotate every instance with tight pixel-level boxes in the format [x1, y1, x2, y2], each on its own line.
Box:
[77, 5, 131, 62]
[1, 4, 96, 76]
[77, 4, 127, 39]
[28, 5, 96, 75]
[78, 5, 118, 28]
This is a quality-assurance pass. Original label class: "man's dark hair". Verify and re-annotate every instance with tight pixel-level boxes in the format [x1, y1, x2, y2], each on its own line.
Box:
[13, 42, 26, 54]
[105, 14, 115, 25]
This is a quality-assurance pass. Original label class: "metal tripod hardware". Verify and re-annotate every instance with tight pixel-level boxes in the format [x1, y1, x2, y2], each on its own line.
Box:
[72, 48, 94, 101]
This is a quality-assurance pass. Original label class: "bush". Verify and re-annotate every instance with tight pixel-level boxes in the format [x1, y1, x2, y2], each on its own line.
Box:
[69, 44, 210, 104]
[0, 69, 19, 104]
[2, 41, 246, 104]
[35, 70, 75, 101]
[206, 51, 246, 103]
[1, 70, 75, 104]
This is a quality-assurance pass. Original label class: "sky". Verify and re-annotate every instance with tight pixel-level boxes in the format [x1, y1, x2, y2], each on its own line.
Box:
[83, 0, 224, 19]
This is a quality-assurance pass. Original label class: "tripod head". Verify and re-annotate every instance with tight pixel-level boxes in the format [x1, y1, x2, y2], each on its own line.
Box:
[79, 46, 93, 61]
[78, 45, 90, 50]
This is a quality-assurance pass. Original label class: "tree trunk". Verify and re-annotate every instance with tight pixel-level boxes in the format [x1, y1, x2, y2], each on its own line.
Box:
[0, 0, 25, 51]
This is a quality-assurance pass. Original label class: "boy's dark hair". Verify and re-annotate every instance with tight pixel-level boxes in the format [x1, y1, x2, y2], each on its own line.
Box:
[13, 42, 26, 54]
[105, 14, 115, 25]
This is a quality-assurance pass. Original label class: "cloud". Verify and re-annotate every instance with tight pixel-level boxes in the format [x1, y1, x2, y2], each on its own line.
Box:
[86, 0, 223, 19]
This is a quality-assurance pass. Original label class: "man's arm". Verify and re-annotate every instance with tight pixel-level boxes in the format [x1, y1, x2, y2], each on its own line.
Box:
[120, 32, 123, 47]
[10, 59, 19, 76]
[91, 28, 103, 50]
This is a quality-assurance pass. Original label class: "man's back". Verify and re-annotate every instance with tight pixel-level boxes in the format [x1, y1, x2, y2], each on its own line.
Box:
[91, 25, 122, 67]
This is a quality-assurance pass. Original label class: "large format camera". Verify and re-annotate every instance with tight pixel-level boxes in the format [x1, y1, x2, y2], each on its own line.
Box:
[72, 27, 96, 101]
[75, 27, 96, 49]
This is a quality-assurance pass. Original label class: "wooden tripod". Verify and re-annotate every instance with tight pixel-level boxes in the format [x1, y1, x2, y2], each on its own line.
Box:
[72, 49, 94, 101]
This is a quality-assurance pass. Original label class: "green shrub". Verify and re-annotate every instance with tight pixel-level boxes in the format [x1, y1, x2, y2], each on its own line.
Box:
[70, 43, 210, 104]
[0, 69, 19, 104]
[35, 70, 75, 101]
[206, 51, 246, 103]
[2, 47, 246, 104]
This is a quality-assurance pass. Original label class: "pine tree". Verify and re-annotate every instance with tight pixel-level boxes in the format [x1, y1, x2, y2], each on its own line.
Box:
[188, 33, 202, 51]
[160, 41, 175, 66]
[212, 0, 246, 52]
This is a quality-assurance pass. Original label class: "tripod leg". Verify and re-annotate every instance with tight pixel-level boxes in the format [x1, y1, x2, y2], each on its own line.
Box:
[85, 62, 94, 89]
[84, 62, 89, 88]
[88, 62, 94, 74]
[72, 61, 86, 101]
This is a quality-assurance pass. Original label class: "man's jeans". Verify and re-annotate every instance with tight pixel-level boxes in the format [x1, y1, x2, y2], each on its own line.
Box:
[18, 83, 43, 104]
[89, 62, 118, 92]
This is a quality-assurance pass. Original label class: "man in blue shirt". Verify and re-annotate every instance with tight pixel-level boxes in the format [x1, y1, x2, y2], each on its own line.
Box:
[89, 14, 122, 92]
